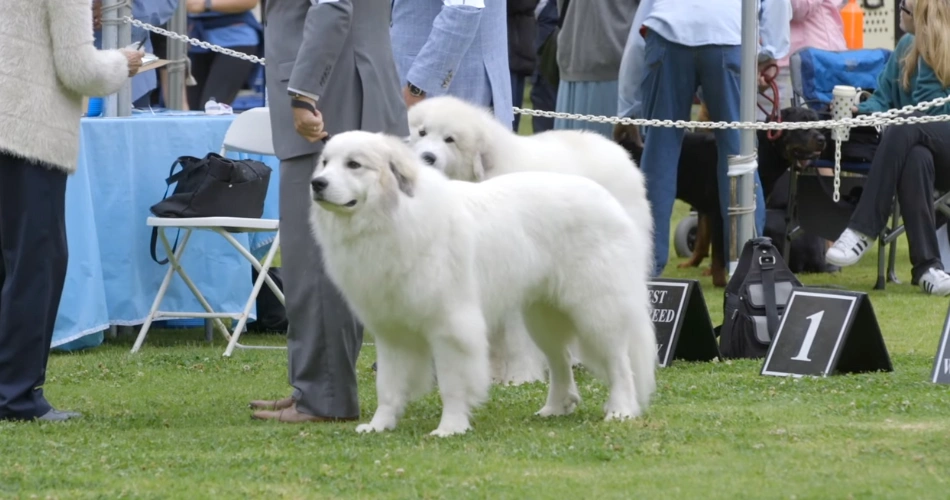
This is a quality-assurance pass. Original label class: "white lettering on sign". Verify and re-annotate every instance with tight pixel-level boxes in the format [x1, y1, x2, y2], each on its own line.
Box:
[650, 309, 676, 323]
[791, 310, 824, 362]
[944, 358, 950, 375]
[649, 289, 668, 304]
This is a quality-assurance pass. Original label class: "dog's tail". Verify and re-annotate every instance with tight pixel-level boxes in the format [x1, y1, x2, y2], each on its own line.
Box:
[630, 301, 658, 410]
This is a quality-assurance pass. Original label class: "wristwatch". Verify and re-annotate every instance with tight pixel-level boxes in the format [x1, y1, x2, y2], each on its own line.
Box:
[407, 82, 425, 97]
[288, 91, 317, 113]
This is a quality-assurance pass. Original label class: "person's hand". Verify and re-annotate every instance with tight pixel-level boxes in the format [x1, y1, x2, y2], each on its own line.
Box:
[851, 105, 859, 114]
[403, 86, 426, 109]
[120, 48, 145, 77]
[186, 0, 209, 14]
[292, 97, 329, 143]
[613, 123, 643, 150]
[92, 0, 102, 30]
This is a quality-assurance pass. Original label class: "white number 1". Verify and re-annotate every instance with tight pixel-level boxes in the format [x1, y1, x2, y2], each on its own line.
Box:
[791, 311, 824, 362]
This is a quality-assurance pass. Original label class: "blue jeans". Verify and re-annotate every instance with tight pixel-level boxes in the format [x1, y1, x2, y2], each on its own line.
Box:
[639, 31, 766, 276]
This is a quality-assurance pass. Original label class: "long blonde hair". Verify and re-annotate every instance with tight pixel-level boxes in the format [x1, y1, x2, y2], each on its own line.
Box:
[902, 0, 950, 90]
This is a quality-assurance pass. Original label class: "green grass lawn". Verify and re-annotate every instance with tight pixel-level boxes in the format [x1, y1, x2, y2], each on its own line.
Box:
[4, 204, 950, 499]
[6, 94, 950, 498]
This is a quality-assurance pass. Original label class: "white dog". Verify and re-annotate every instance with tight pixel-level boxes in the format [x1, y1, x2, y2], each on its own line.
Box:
[407, 96, 655, 385]
[308, 131, 656, 437]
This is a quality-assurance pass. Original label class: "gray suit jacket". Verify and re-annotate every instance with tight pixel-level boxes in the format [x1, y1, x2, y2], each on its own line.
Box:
[264, 0, 408, 161]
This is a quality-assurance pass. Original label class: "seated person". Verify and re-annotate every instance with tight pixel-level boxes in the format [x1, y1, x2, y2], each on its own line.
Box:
[825, 0, 950, 296]
[185, 0, 262, 110]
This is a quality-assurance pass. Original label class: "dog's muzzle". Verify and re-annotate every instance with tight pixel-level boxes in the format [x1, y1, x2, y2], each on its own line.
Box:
[421, 152, 437, 166]
[311, 177, 328, 200]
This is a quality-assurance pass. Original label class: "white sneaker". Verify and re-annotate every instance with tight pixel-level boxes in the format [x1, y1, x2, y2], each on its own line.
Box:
[919, 268, 950, 296]
[825, 228, 872, 267]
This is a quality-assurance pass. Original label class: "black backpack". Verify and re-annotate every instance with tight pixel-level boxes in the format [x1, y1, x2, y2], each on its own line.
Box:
[719, 237, 802, 359]
[149, 153, 272, 264]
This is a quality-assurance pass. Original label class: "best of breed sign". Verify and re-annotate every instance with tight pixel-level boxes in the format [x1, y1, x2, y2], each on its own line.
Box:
[647, 279, 720, 367]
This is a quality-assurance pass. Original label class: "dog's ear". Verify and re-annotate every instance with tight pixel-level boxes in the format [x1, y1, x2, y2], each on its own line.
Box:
[389, 161, 414, 197]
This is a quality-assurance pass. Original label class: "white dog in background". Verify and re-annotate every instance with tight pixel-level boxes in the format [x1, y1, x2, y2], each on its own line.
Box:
[308, 131, 656, 437]
[407, 96, 655, 385]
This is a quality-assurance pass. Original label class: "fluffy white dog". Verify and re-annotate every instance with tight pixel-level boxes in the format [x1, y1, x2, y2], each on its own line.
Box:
[308, 131, 656, 437]
[407, 96, 655, 385]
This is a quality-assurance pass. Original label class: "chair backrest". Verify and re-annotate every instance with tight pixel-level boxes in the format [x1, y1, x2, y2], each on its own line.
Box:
[220, 106, 275, 156]
[789, 47, 892, 110]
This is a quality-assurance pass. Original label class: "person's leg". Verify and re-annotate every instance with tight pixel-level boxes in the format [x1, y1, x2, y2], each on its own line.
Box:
[696, 44, 766, 265]
[639, 31, 697, 275]
[272, 154, 362, 419]
[198, 46, 259, 106]
[530, 70, 557, 133]
[0, 153, 69, 421]
[186, 51, 213, 111]
[827, 122, 950, 266]
[511, 71, 525, 132]
[892, 146, 949, 293]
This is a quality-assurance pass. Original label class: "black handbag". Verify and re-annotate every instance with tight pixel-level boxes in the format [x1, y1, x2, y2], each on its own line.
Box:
[149, 153, 272, 264]
[719, 237, 803, 359]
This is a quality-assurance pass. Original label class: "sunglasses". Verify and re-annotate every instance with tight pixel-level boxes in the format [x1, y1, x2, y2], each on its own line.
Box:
[900, 0, 912, 15]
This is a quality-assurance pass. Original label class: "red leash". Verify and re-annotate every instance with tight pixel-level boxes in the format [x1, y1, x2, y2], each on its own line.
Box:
[757, 62, 782, 141]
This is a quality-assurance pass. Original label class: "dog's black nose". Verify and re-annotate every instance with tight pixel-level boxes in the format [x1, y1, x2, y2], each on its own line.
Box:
[421, 152, 436, 165]
[311, 177, 329, 192]
[815, 134, 826, 149]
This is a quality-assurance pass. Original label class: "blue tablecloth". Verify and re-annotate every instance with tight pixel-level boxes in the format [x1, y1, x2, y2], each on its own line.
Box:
[54, 111, 280, 350]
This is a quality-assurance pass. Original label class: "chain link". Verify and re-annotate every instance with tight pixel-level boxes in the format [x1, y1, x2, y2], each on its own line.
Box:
[123, 16, 265, 65]
[123, 15, 950, 202]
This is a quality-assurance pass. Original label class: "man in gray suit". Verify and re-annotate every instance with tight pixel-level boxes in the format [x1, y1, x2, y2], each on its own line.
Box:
[249, 0, 408, 423]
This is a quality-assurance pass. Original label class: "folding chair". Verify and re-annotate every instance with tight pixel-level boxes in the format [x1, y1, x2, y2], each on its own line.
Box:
[783, 47, 893, 288]
[132, 107, 286, 357]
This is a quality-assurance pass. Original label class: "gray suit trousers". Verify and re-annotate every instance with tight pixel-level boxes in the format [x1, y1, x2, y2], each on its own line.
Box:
[280, 154, 362, 419]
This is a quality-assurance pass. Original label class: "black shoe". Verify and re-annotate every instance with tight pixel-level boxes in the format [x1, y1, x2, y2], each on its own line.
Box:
[35, 409, 82, 422]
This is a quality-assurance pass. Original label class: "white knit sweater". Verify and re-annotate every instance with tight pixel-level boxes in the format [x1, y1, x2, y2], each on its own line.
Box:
[0, 0, 130, 173]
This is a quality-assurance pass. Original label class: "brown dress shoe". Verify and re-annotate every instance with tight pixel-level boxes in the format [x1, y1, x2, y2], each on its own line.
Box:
[248, 396, 294, 411]
[251, 404, 358, 423]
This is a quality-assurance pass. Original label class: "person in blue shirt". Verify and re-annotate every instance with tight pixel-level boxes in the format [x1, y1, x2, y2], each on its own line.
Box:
[615, 0, 792, 277]
[826, 0, 950, 296]
[94, 0, 178, 107]
[185, 0, 262, 110]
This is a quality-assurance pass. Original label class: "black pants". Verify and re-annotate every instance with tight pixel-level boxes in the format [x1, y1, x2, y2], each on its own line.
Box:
[186, 45, 259, 110]
[0, 152, 69, 420]
[849, 121, 950, 283]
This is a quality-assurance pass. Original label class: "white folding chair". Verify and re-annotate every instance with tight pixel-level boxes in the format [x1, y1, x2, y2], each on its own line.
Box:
[131, 107, 286, 357]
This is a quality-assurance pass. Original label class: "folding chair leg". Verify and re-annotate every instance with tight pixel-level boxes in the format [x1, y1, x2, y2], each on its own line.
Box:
[132, 228, 195, 353]
[887, 241, 901, 285]
[782, 168, 800, 262]
[876, 202, 903, 290]
[875, 243, 887, 290]
[220, 229, 285, 357]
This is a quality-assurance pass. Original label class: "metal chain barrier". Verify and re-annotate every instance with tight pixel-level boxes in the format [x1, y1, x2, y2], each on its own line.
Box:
[124, 16, 265, 65]
[123, 15, 950, 202]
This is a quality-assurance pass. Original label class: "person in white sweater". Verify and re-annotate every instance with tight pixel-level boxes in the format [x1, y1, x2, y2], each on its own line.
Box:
[0, 0, 143, 422]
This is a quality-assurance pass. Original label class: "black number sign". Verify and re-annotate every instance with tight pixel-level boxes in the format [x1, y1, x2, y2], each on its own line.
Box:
[930, 303, 950, 384]
[761, 288, 892, 377]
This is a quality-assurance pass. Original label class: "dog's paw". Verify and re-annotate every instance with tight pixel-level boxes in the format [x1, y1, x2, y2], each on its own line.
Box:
[429, 424, 471, 438]
[355, 423, 388, 434]
[535, 392, 581, 417]
[603, 400, 641, 422]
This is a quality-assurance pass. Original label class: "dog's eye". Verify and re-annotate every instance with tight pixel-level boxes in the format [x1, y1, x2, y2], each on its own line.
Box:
[444, 136, 455, 144]
[418, 129, 427, 137]
[346, 160, 361, 170]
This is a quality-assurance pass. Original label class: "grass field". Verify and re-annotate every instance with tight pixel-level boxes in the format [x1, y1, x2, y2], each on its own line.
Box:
[6, 95, 950, 498]
[4, 202, 950, 499]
